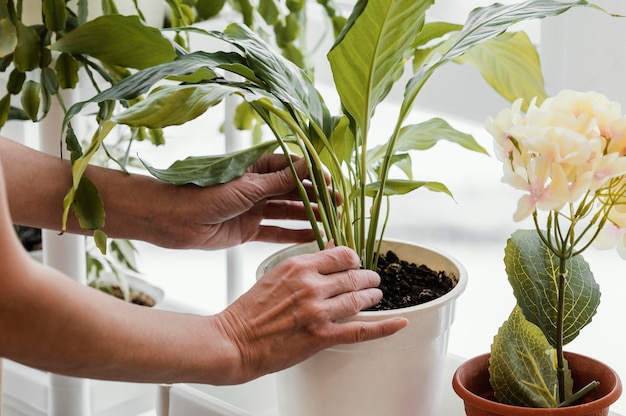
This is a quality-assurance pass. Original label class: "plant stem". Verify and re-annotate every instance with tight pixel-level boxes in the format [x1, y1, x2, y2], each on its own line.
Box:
[556, 258, 567, 403]
[557, 381, 600, 407]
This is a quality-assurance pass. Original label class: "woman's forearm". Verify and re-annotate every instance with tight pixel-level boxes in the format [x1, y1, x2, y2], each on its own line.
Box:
[0, 136, 184, 246]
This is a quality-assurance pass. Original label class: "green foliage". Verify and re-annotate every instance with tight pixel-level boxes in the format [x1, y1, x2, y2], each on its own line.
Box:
[62, 0, 594, 272]
[490, 306, 574, 408]
[51, 15, 176, 69]
[504, 230, 600, 347]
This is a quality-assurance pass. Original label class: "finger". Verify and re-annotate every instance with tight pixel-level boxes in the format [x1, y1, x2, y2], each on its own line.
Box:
[323, 268, 380, 299]
[262, 200, 316, 221]
[324, 287, 383, 320]
[332, 318, 409, 344]
[305, 246, 361, 275]
[253, 226, 318, 244]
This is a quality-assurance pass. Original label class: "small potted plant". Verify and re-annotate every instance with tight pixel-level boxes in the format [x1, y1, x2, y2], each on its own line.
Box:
[452, 89, 624, 415]
[59, 0, 606, 414]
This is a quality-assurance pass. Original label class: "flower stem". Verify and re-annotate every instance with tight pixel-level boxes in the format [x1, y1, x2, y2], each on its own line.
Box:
[556, 259, 567, 403]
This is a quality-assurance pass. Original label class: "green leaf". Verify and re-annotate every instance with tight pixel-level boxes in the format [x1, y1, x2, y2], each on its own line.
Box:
[412, 21, 462, 71]
[365, 179, 452, 198]
[51, 15, 176, 69]
[490, 305, 573, 407]
[367, 118, 487, 164]
[0, 17, 17, 57]
[63, 51, 238, 127]
[141, 140, 281, 187]
[40, 67, 59, 95]
[504, 230, 601, 346]
[0, 94, 10, 128]
[217, 23, 330, 136]
[13, 21, 40, 72]
[43, 0, 66, 32]
[195, 0, 226, 20]
[62, 121, 116, 232]
[113, 84, 237, 128]
[328, 0, 432, 133]
[455, 31, 546, 107]
[402, 0, 598, 123]
[55, 53, 80, 89]
[93, 229, 108, 255]
[20, 80, 40, 121]
[259, 0, 279, 25]
[73, 176, 105, 231]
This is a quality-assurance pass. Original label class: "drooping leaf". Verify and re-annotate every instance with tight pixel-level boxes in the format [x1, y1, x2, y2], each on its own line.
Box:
[217, 23, 331, 137]
[490, 305, 573, 407]
[364, 179, 452, 198]
[0, 17, 17, 57]
[401, 0, 599, 124]
[43, 0, 66, 32]
[62, 120, 116, 232]
[63, 51, 239, 128]
[113, 84, 238, 128]
[0, 94, 10, 128]
[504, 230, 601, 347]
[328, 0, 432, 134]
[13, 21, 40, 72]
[455, 31, 546, 107]
[55, 53, 80, 89]
[93, 229, 108, 255]
[367, 118, 487, 164]
[195, 0, 226, 20]
[73, 176, 105, 231]
[20, 80, 40, 121]
[141, 140, 281, 187]
[51, 15, 176, 69]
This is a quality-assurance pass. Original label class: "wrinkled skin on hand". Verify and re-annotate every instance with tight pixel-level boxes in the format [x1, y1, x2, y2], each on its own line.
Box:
[166, 154, 333, 250]
[214, 246, 409, 384]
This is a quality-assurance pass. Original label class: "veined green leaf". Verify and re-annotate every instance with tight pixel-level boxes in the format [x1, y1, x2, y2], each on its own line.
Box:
[328, 0, 432, 134]
[402, 0, 598, 123]
[365, 179, 452, 198]
[141, 140, 281, 187]
[490, 306, 573, 407]
[504, 230, 601, 346]
[217, 23, 331, 137]
[51, 15, 176, 69]
[63, 51, 240, 129]
[455, 31, 546, 107]
[367, 118, 487, 164]
[113, 84, 237, 128]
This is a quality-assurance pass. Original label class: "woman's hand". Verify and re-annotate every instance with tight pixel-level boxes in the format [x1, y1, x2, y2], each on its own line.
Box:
[212, 246, 408, 384]
[159, 153, 331, 250]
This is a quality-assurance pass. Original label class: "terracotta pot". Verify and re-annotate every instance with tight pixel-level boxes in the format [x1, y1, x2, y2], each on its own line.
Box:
[452, 352, 622, 416]
[258, 239, 468, 416]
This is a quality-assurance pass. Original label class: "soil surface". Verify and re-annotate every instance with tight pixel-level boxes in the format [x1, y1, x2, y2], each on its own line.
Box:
[365, 250, 457, 311]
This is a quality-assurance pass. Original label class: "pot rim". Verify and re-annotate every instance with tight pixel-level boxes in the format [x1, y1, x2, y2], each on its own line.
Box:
[257, 238, 468, 317]
[452, 352, 623, 414]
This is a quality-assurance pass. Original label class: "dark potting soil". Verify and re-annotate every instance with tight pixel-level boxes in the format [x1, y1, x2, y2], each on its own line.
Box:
[365, 250, 456, 311]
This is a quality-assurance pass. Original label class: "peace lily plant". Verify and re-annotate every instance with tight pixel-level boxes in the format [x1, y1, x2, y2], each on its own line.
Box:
[486, 89, 626, 408]
[61, 0, 599, 270]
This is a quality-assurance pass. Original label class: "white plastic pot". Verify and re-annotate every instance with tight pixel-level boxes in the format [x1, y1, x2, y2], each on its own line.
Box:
[257, 239, 468, 416]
